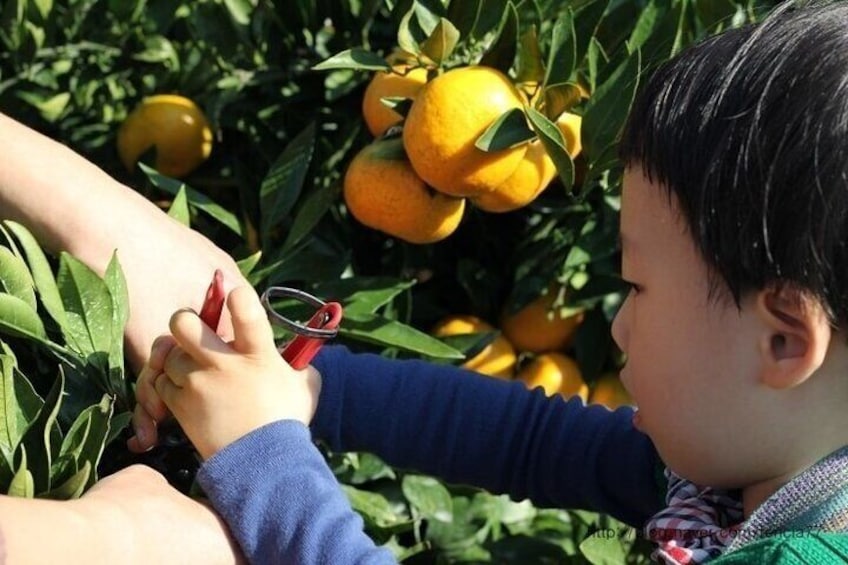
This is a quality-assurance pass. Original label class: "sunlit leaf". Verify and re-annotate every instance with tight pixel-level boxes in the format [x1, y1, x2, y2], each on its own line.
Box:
[475, 108, 534, 152]
[312, 48, 391, 72]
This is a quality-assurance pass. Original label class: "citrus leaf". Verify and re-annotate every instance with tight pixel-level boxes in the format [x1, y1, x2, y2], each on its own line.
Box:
[312, 48, 391, 72]
[142, 164, 243, 236]
[397, 5, 423, 55]
[223, 0, 254, 26]
[582, 49, 641, 171]
[515, 25, 545, 84]
[341, 312, 464, 360]
[342, 484, 410, 529]
[573, 0, 611, 67]
[54, 395, 112, 492]
[419, 17, 460, 65]
[378, 96, 414, 119]
[0, 294, 47, 342]
[8, 445, 34, 498]
[281, 182, 337, 253]
[402, 475, 453, 523]
[0, 246, 36, 310]
[44, 460, 90, 500]
[627, 0, 661, 53]
[526, 107, 574, 191]
[56, 253, 113, 358]
[475, 108, 534, 152]
[543, 8, 577, 88]
[478, 1, 518, 74]
[103, 253, 128, 398]
[167, 185, 191, 225]
[543, 83, 584, 121]
[467, 0, 508, 42]
[236, 250, 263, 278]
[313, 277, 416, 317]
[18, 369, 63, 494]
[3, 221, 67, 331]
[579, 532, 628, 565]
[260, 122, 316, 249]
[446, 0, 483, 41]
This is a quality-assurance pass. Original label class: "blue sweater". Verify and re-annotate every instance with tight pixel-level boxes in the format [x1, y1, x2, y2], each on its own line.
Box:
[197, 345, 664, 564]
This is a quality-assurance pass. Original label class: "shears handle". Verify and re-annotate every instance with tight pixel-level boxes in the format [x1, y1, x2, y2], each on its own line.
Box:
[199, 270, 342, 369]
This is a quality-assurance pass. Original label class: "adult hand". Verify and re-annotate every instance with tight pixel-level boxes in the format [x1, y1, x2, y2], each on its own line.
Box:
[78, 465, 244, 564]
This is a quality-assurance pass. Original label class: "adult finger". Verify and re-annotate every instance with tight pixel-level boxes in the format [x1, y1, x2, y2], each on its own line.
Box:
[228, 286, 277, 356]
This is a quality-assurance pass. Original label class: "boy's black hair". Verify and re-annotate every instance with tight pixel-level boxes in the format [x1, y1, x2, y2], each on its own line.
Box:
[619, 0, 848, 324]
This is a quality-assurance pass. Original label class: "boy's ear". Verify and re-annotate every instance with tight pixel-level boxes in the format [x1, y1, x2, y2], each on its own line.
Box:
[755, 285, 831, 389]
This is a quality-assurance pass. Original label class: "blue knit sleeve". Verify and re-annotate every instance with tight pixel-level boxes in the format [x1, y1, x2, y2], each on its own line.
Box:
[312, 345, 664, 527]
[197, 420, 396, 565]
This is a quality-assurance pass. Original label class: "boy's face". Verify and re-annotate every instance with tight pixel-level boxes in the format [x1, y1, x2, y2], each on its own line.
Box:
[612, 167, 768, 487]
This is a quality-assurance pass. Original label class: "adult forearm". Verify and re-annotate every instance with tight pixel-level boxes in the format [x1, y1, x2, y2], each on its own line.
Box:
[0, 112, 157, 261]
[0, 495, 126, 564]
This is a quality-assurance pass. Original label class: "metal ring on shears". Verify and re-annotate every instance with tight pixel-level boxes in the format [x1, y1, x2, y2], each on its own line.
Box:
[260, 286, 340, 339]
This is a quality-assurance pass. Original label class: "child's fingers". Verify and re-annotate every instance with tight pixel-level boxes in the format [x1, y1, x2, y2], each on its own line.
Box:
[168, 308, 230, 366]
[148, 334, 177, 372]
[127, 401, 161, 453]
[228, 285, 277, 356]
[152, 371, 181, 413]
[163, 346, 200, 388]
[135, 364, 170, 419]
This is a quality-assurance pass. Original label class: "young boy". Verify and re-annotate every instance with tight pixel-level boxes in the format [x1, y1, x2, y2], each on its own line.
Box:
[131, 1, 848, 563]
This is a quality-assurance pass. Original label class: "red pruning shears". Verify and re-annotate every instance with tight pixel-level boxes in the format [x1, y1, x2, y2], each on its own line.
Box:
[199, 269, 342, 369]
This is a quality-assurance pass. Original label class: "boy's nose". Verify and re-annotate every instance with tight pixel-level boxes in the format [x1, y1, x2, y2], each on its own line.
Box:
[610, 297, 629, 352]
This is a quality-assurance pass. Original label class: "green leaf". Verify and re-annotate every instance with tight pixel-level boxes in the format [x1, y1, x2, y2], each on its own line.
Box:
[341, 312, 464, 359]
[526, 107, 574, 191]
[0, 246, 36, 310]
[475, 108, 535, 152]
[419, 17, 460, 65]
[16, 91, 70, 122]
[105, 411, 132, 446]
[572, 0, 611, 67]
[402, 474, 453, 523]
[466, 0, 508, 42]
[167, 186, 191, 226]
[308, 277, 414, 318]
[378, 96, 413, 120]
[30, 0, 52, 19]
[18, 369, 63, 494]
[0, 294, 47, 342]
[543, 8, 577, 88]
[56, 253, 113, 358]
[281, 183, 338, 253]
[342, 484, 410, 529]
[3, 221, 67, 330]
[478, 1, 518, 74]
[579, 532, 628, 565]
[260, 123, 316, 249]
[312, 48, 391, 72]
[141, 165, 243, 237]
[446, 0, 483, 41]
[515, 25, 545, 84]
[54, 395, 112, 492]
[0, 352, 41, 470]
[237, 250, 263, 278]
[44, 460, 90, 500]
[223, 0, 254, 25]
[103, 254, 128, 397]
[582, 49, 641, 171]
[8, 445, 34, 498]
[627, 0, 661, 53]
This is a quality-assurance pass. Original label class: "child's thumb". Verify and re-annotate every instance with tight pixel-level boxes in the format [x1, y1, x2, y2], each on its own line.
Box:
[228, 286, 276, 355]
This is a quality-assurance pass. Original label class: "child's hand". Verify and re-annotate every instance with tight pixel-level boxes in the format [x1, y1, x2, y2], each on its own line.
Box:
[136, 286, 321, 460]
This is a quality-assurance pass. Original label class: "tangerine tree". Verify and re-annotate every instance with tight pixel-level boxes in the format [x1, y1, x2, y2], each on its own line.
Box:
[0, 0, 779, 562]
